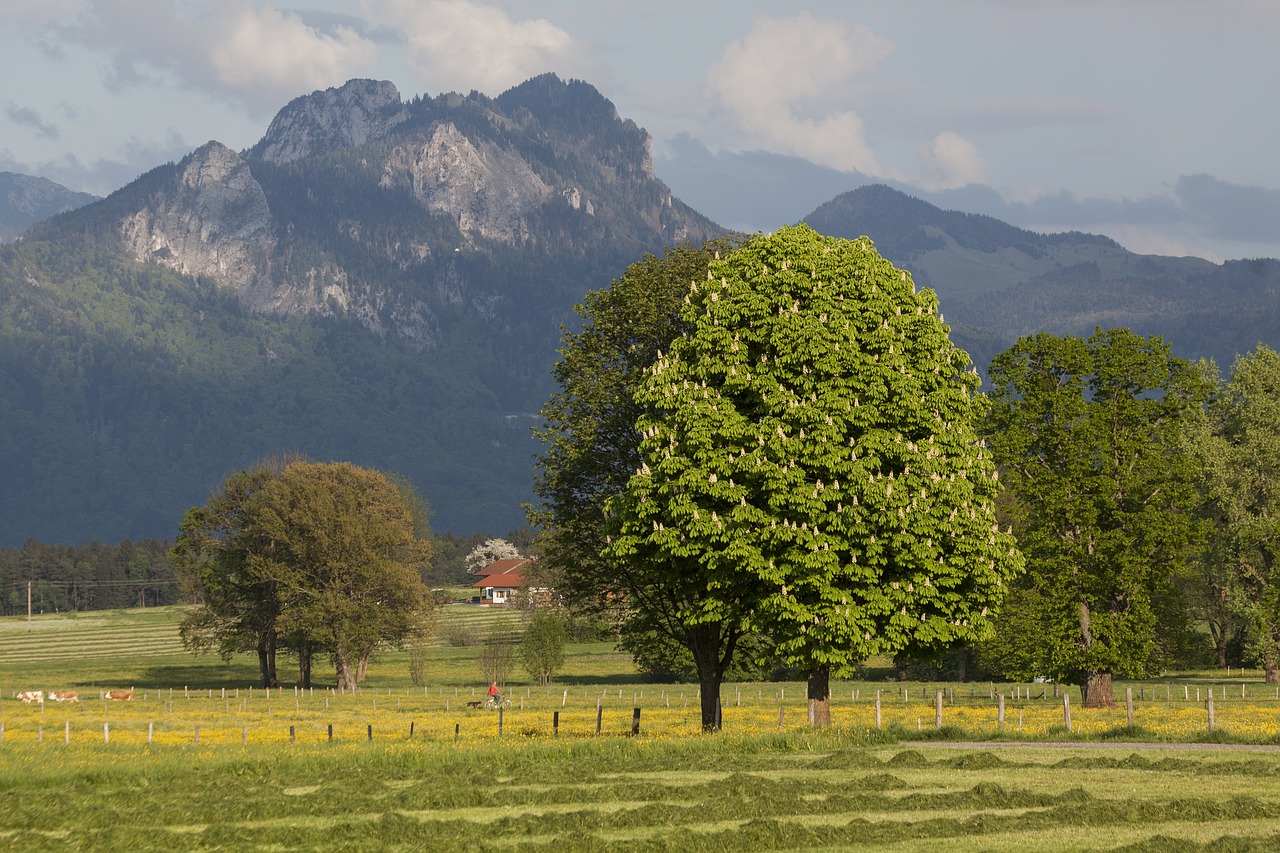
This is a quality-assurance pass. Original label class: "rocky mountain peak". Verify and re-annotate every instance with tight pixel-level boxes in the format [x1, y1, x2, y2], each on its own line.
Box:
[119, 141, 276, 301]
[249, 79, 409, 164]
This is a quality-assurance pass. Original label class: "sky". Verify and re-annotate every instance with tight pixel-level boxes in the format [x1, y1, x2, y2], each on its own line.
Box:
[2, 0, 1279, 262]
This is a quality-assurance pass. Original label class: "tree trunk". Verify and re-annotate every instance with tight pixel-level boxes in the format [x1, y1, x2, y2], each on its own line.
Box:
[1266, 645, 1279, 684]
[687, 623, 726, 732]
[298, 643, 313, 689]
[336, 654, 358, 692]
[1080, 670, 1115, 708]
[257, 634, 278, 688]
[356, 650, 370, 683]
[267, 633, 277, 688]
[1210, 618, 1228, 669]
[807, 665, 831, 728]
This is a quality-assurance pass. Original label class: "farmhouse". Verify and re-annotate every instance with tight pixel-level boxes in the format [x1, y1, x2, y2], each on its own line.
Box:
[472, 558, 536, 606]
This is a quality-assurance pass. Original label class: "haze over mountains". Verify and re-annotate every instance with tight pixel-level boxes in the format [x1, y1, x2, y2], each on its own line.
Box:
[1, 75, 1276, 548]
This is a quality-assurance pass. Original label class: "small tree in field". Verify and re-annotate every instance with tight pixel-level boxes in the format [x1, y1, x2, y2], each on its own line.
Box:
[520, 610, 568, 685]
[479, 627, 518, 687]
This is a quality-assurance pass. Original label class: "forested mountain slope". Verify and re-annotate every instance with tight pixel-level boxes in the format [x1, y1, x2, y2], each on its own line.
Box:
[0, 75, 719, 547]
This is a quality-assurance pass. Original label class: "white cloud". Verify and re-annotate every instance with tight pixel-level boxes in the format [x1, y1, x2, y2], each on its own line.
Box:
[21, 1, 379, 114]
[367, 0, 579, 95]
[919, 131, 987, 191]
[211, 6, 378, 97]
[705, 13, 893, 175]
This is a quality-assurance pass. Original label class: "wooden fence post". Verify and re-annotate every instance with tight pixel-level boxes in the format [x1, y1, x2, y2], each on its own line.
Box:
[290, 725, 296, 744]
[935, 691, 943, 729]
[553, 711, 559, 736]
[595, 704, 603, 735]
[1207, 691, 1216, 732]
[997, 694, 1005, 731]
[1062, 694, 1072, 733]
[875, 691, 882, 729]
[631, 707, 641, 736]
[498, 707, 504, 737]
[1126, 687, 1134, 728]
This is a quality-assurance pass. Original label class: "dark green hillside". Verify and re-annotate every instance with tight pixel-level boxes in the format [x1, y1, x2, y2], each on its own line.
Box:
[0, 75, 722, 548]
[0, 172, 98, 242]
[0, 237, 540, 546]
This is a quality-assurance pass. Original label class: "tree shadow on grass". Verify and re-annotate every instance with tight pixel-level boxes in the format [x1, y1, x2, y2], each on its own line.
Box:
[135, 662, 264, 690]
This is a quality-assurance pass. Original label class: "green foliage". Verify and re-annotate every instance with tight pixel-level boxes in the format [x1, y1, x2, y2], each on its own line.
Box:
[1190, 345, 1280, 678]
[169, 459, 432, 689]
[608, 225, 1022, 720]
[531, 236, 750, 728]
[0, 538, 177, 614]
[984, 329, 1212, 695]
[520, 609, 568, 685]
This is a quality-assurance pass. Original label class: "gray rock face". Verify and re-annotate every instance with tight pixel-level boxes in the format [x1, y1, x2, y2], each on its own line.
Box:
[379, 122, 553, 244]
[252, 79, 409, 165]
[118, 141, 438, 345]
[120, 141, 277, 303]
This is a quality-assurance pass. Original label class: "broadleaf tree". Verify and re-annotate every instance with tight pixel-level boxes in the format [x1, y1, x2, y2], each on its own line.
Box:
[172, 460, 432, 690]
[171, 460, 289, 687]
[530, 237, 752, 731]
[984, 329, 1210, 707]
[606, 224, 1023, 726]
[1190, 345, 1280, 681]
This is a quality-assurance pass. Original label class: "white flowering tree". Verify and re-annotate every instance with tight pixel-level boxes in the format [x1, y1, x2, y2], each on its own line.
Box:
[606, 224, 1023, 727]
[465, 538, 521, 574]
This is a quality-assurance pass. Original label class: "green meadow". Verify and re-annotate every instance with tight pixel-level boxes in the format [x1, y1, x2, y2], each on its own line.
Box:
[4, 607, 1280, 851]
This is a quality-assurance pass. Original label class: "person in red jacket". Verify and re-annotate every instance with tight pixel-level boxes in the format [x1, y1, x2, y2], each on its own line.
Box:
[487, 681, 503, 707]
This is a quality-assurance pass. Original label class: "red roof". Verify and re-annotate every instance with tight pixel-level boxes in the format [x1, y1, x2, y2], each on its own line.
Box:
[472, 558, 532, 589]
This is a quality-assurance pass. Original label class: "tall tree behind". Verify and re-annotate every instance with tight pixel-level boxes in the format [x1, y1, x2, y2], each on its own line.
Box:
[984, 329, 1210, 707]
[530, 237, 749, 731]
[1189, 345, 1280, 682]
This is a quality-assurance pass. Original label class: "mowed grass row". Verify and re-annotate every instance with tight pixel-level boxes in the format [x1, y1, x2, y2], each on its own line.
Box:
[8, 608, 1280, 850]
[5, 734, 1280, 851]
[0, 603, 523, 667]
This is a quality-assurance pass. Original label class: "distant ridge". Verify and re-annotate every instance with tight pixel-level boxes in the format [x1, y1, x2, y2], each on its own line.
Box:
[802, 184, 1279, 372]
[0, 172, 98, 242]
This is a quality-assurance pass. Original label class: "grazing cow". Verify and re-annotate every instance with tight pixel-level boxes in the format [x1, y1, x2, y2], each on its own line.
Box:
[48, 690, 79, 703]
[16, 690, 43, 704]
[104, 689, 133, 701]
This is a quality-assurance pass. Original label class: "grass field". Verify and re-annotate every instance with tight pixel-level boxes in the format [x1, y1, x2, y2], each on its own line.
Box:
[5, 607, 1280, 851]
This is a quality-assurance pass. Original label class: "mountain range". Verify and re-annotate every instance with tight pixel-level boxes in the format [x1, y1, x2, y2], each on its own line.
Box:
[1, 74, 1276, 548]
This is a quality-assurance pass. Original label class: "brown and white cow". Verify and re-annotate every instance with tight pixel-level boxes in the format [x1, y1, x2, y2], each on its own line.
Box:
[103, 689, 133, 701]
[16, 690, 43, 703]
[48, 690, 79, 703]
